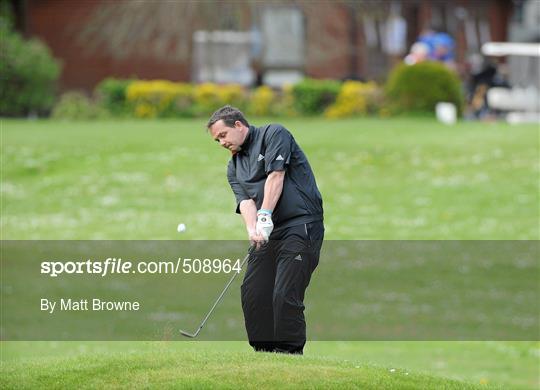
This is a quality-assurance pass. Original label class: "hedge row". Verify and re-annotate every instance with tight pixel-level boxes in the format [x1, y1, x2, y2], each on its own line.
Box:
[52, 62, 464, 120]
[53, 78, 338, 119]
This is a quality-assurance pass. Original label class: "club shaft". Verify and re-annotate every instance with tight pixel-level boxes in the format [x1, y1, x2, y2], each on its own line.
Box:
[187, 249, 252, 336]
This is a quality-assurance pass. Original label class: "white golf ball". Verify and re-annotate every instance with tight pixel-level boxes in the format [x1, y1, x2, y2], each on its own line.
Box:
[177, 223, 186, 233]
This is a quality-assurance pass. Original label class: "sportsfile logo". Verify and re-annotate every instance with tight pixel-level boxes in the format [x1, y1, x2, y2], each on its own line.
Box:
[40, 257, 242, 277]
[41, 258, 173, 277]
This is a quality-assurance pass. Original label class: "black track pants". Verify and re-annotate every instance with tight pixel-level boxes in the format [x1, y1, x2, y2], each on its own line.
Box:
[240, 221, 324, 354]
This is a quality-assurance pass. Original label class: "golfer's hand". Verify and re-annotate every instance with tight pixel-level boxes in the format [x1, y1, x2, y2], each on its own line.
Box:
[256, 210, 274, 241]
[247, 227, 265, 249]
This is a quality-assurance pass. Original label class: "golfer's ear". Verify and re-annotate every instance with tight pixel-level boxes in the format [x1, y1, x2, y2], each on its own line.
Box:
[234, 120, 243, 128]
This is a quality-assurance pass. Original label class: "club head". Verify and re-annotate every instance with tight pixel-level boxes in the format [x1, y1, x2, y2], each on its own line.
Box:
[180, 329, 196, 338]
[180, 328, 201, 338]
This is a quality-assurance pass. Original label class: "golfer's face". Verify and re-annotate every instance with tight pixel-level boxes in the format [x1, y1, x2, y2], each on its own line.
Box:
[209, 120, 244, 153]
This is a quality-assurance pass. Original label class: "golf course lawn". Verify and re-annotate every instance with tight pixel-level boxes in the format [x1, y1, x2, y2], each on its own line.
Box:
[0, 343, 490, 389]
[2, 341, 539, 389]
[2, 117, 537, 240]
[1, 117, 539, 389]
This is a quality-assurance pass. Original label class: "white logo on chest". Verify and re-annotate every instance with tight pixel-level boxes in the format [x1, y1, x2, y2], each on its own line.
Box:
[257, 154, 265, 162]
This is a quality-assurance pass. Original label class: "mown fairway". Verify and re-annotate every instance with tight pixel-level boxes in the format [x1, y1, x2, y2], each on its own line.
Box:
[1, 341, 539, 389]
[2, 117, 538, 240]
[1, 118, 539, 389]
[0, 343, 493, 389]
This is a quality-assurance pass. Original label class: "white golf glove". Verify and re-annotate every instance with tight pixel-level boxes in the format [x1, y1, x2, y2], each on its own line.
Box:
[256, 209, 274, 241]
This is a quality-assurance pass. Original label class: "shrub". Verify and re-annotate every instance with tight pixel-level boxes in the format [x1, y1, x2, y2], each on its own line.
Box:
[385, 62, 464, 116]
[95, 78, 133, 116]
[126, 80, 193, 118]
[325, 81, 382, 118]
[0, 25, 61, 116]
[193, 83, 247, 116]
[273, 84, 299, 117]
[247, 86, 276, 116]
[291, 78, 341, 115]
[218, 84, 247, 110]
[192, 83, 220, 116]
[51, 91, 108, 120]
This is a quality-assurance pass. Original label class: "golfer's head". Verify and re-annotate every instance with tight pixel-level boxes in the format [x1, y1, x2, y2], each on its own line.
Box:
[207, 106, 250, 153]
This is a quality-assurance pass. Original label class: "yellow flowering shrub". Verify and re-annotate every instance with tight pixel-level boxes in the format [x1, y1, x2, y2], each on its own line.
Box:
[134, 103, 157, 118]
[193, 83, 247, 115]
[126, 80, 192, 118]
[105, 78, 304, 118]
[248, 86, 275, 116]
[193, 83, 221, 108]
[324, 81, 379, 118]
[219, 84, 246, 107]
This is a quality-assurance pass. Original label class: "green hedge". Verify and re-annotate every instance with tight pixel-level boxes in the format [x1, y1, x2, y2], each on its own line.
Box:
[52, 69, 465, 119]
[95, 78, 134, 116]
[291, 78, 342, 115]
[385, 62, 464, 116]
[0, 25, 61, 116]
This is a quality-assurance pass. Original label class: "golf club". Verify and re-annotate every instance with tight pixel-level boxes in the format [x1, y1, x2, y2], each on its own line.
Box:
[180, 245, 255, 338]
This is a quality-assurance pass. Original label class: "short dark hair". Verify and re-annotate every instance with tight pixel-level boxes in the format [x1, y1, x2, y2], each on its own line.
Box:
[207, 105, 249, 129]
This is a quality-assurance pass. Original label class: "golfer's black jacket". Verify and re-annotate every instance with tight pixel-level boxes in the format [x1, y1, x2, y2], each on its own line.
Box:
[227, 124, 323, 231]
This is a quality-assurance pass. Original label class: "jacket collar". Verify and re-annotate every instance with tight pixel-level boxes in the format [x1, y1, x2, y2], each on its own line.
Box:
[238, 125, 255, 154]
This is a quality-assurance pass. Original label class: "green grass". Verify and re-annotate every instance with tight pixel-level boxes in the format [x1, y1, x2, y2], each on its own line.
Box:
[2, 350, 478, 389]
[3, 240, 537, 342]
[3, 341, 530, 389]
[1, 117, 538, 239]
[2, 341, 538, 389]
[1, 117, 539, 388]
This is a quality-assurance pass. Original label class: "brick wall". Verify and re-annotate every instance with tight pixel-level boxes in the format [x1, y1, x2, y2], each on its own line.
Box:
[19, 0, 512, 91]
[24, 0, 191, 92]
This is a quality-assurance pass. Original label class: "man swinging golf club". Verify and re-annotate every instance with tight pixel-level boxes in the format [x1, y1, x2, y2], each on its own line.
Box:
[208, 105, 324, 355]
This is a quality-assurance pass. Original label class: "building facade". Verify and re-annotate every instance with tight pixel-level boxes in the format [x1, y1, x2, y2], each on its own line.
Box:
[10, 0, 514, 91]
